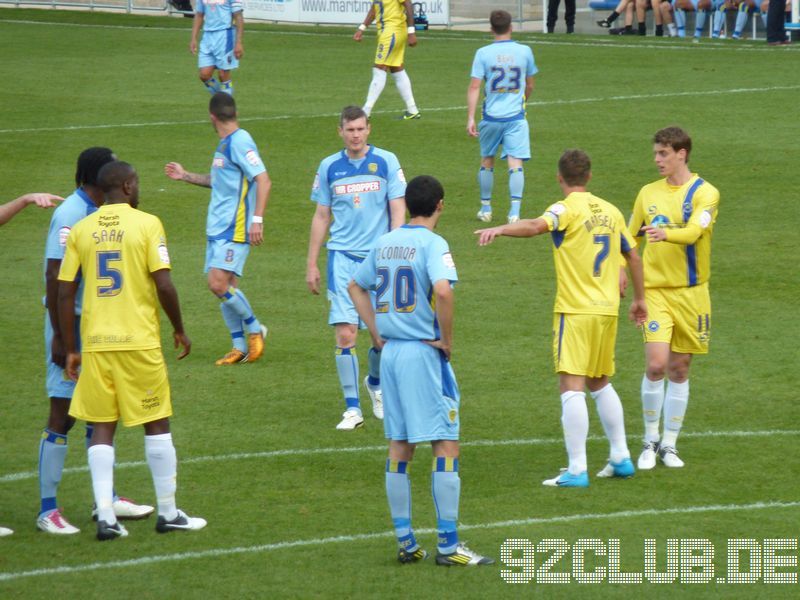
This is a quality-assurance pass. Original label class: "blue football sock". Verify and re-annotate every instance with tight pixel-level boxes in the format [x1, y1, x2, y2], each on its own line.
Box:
[734, 5, 749, 36]
[386, 460, 418, 551]
[508, 168, 524, 204]
[367, 347, 381, 387]
[675, 9, 686, 36]
[204, 77, 220, 94]
[220, 303, 247, 353]
[694, 10, 708, 37]
[218, 287, 261, 335]
[336, 347, 360, 412]
[220, 79, 233, 95]
[478, 167, 493, 205]
[432, 457, 460, 554]
[39, 429, 67, 515]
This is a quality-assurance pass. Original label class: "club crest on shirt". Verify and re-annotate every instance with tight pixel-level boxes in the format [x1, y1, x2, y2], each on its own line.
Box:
[368, 163, 378, 174]
[647, 321, 660, 332]
[448, 409, 458, 423]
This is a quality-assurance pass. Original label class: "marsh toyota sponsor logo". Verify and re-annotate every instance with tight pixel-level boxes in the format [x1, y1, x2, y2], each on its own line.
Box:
[334, 180, 380, 195]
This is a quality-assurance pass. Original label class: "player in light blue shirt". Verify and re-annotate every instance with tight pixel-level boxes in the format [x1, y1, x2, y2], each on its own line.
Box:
[307, 105, 407, 431]
[467, 10, 537, 224]
[191, 0, 244, 95]
[166, 93, 270, 366]
[349, 175, 493, 567]
[37, 147, 153, 535]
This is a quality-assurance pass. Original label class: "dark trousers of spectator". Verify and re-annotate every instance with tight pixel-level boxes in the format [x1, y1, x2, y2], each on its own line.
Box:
[765, 0, 787, 43]
[547, 0, 576, 33]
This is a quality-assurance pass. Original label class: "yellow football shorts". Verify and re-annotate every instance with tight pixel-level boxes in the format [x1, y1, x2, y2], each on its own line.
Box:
[375, 28, 407, 67]
[553, 313, 618, 378]
[643, 283, 711, 354]
[69, 348, 172, 427]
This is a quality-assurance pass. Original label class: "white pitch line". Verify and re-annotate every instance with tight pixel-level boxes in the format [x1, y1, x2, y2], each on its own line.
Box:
[2, 429, 798, 485]
[1, 84, 798, 135]
[2, 17, 795, 54]
[0, 500, 797, 583]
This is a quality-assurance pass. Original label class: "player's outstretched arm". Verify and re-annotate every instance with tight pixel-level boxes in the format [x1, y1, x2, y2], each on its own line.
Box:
[475, 218, 548, 245]
[306, 204, 332, 294]
[0, 193, 63, 226]
[348, 279, 384, 351]
[152, 269, 191, 359]
[164, 162, 212, 188]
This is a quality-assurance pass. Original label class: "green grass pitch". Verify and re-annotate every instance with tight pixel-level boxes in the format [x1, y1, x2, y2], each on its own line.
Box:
[0, 8, 798, 597]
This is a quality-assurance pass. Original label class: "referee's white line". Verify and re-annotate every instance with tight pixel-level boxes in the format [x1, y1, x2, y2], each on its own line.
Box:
[0, 500, 797, 582]
[2, 428, 797, 484]
[1, 84, 798, 135]
[2, 17, 795, 54]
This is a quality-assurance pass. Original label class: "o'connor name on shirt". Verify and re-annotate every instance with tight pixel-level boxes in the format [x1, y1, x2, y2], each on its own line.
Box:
[379, 246, 416, 261]
[334, 181, 380, 195]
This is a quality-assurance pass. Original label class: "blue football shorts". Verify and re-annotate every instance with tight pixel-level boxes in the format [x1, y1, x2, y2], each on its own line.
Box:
[478, 118, 531, 160]
[198, 28, 238, 71]
[326, 250, 373, 327]
[205, 239, 250, 276]
[44, 312, 80, 399]
[381, 340, 460, 444]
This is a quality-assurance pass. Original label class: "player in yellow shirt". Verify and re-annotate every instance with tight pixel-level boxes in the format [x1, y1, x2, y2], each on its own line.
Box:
[353, 0, 420, 120]
[628, 126, 720, 470]
[58, 161, 206, 540]
[476, 149, 647, 487]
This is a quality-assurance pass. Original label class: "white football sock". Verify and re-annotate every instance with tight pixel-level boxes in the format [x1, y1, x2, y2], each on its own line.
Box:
[88, 444, 116, 524]
[392, 70, 418, 114]
[662, 380, 689, 448]
[590, 383, 630, 463]
[642, 375, 665, 443]
[363, 68, 387, 116]
[561, 391, 589, 475]
[146, 433, 178, 521]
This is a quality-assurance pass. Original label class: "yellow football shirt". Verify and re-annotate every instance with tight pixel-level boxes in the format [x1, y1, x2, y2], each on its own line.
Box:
[539, 192, 636, 316]
[373, 0, 407, 33]
[628, 175, 719, 289]
[58, 203, 172, 352]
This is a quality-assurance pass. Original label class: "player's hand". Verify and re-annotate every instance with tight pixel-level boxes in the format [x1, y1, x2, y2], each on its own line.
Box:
[629, 299, 647, 327]
[353, 29, 363, 41]
[306, 265, 321, 295]
[51, 333, 66, 369]
[643, 225, 667, 242]
[164, 162, 185, 181]
[425, 339, 451, 361]
[190, 39, 197, 54]
[174, 331, 191, 360]
[248, 222, 263, 246]
[408, 32, 417, 47]
[234, 42, 244, 59]
[369, 334, 386, 351]
[474, 226, 504, 246]
[24, 193, 63, 208]
[619, 268, 629, 298]
[467, 119, 478, 138]
[65, 352, 81, 382]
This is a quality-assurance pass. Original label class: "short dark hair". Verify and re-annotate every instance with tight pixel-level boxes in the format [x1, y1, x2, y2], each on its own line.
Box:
[558, 149, 592, 186]
[406, 175, 444, 218]
[97, 161, 136, 194]
[340, 105, 368, 126]
[653, 126, 692, 161]
[490, 10, 512, 34]
[75, 147, 115, 188]
[210, 92, 237, 122]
